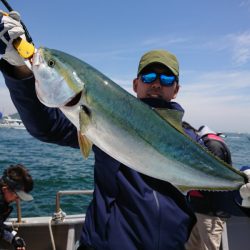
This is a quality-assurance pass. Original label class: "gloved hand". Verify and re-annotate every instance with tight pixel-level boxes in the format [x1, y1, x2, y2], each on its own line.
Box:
[2, 229, 25, 249]
[0, 10, 25, 66]
[239, 166, 250, 208]
[12, 235, 26, 249]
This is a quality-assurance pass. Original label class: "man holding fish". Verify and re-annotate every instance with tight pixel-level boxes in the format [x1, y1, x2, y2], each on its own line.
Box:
[0, 11, 250, 250]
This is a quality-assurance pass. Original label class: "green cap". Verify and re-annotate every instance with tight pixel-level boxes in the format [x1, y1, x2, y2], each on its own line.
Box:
[137, 50, 179, 76]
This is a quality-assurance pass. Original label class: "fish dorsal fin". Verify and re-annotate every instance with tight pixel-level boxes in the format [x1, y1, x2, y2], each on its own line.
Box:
[78, 131, 92, 158]
[154, 108, 184, 133]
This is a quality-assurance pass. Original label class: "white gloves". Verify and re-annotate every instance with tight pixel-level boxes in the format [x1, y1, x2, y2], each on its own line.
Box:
[0, 10, 25, 66]
[239, 168, 250, 208]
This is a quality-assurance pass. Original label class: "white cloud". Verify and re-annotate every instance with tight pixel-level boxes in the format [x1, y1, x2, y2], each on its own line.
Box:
[138, 31, 250, 67]
[240, 0, 250, 8]
[228, 31, 250, 65]
[141, 36, 190, 47]
[181, 70, 250, 96]
[193, 31, 250, 66]
[177, 70, 250, 133]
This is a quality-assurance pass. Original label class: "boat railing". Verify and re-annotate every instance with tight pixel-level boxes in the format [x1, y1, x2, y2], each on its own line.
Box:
[9, 191, 250, 250]
[53, 190, 94, 222]
[15, 189, 94, 223]
[7, 190, 94, 250]
[15, 199, 22, 223]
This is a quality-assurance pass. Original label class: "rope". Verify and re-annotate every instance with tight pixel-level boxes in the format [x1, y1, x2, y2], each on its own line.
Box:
[48, 218, 56, 250]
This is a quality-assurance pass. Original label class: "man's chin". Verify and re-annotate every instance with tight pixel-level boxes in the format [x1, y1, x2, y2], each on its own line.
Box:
[139, 98, 171, 108]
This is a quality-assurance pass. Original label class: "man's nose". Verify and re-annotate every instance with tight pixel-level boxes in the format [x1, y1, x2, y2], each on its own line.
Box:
[151, 78, 161, 88]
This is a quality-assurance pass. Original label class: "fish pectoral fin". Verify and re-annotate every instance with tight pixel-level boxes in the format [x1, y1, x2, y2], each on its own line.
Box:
[78, 106, 92, 158]
[78, 132, 92, 158]
[154, 108, 184, 133]
[79, 105, 92, 134]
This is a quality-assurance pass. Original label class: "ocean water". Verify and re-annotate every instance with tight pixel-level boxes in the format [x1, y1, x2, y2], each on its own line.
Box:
[0, 128, 94, 217]
[0, 128, 250, 218]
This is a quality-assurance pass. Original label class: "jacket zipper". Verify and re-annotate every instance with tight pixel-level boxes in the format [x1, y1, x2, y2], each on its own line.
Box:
[153, 190, 160, 250]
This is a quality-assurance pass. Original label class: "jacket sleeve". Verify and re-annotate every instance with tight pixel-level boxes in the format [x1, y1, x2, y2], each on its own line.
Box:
[2, 70, 79, 148]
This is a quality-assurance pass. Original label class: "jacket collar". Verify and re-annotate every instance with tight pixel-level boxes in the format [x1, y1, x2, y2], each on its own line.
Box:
[140, 98, 184, 112]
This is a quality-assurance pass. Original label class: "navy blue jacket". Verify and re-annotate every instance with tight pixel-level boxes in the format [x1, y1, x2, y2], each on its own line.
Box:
[3, 72, 197, 249]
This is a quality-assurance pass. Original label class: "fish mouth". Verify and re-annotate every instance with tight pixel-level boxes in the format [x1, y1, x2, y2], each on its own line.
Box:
[65, 91, 82, 107]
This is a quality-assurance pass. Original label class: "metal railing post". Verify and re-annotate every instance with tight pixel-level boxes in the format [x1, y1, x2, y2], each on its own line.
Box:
[53, 190, 93, 222]
[16, 199, 22, 223]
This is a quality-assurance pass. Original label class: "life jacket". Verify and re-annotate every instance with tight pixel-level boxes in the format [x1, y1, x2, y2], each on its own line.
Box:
[183, 124, 244, 217]
[197, 125, 232, 165]
[188, 125, 232, 199]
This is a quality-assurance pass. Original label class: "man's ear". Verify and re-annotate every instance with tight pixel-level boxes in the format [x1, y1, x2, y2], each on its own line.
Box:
[133, 78, 138, 93]
[172, 83, 180, 99]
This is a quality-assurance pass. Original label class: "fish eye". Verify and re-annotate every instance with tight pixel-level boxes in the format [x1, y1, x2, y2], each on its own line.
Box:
[48, 59, 55, 68]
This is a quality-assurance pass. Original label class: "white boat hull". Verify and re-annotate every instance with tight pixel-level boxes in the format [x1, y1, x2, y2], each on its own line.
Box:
[0, 116, 26, 129]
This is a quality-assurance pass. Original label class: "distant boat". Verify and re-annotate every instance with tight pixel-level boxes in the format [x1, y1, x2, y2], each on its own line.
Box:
[0, 115, 26, 129]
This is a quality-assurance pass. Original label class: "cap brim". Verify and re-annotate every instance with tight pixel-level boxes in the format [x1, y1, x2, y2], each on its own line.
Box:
[15, 190, 33, 201]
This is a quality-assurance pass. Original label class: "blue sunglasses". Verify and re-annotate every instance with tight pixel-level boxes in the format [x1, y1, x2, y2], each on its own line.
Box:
[140, 72, 176, 86]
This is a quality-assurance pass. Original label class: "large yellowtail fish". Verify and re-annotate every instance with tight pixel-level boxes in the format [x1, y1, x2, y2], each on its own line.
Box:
[32, 47, 246, 192]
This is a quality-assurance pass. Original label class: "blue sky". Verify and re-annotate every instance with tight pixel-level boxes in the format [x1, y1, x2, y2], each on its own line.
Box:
[0, 0, 250, 133]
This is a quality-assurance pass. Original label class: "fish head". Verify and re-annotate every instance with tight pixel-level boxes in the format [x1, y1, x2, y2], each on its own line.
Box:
[32, 47, 84, 108]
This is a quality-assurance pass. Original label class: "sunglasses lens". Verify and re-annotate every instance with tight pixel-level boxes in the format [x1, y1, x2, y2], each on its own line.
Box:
[141, 73, 157, 83]
[141, 72, 176, 86]
[160, 75, 175, 86]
